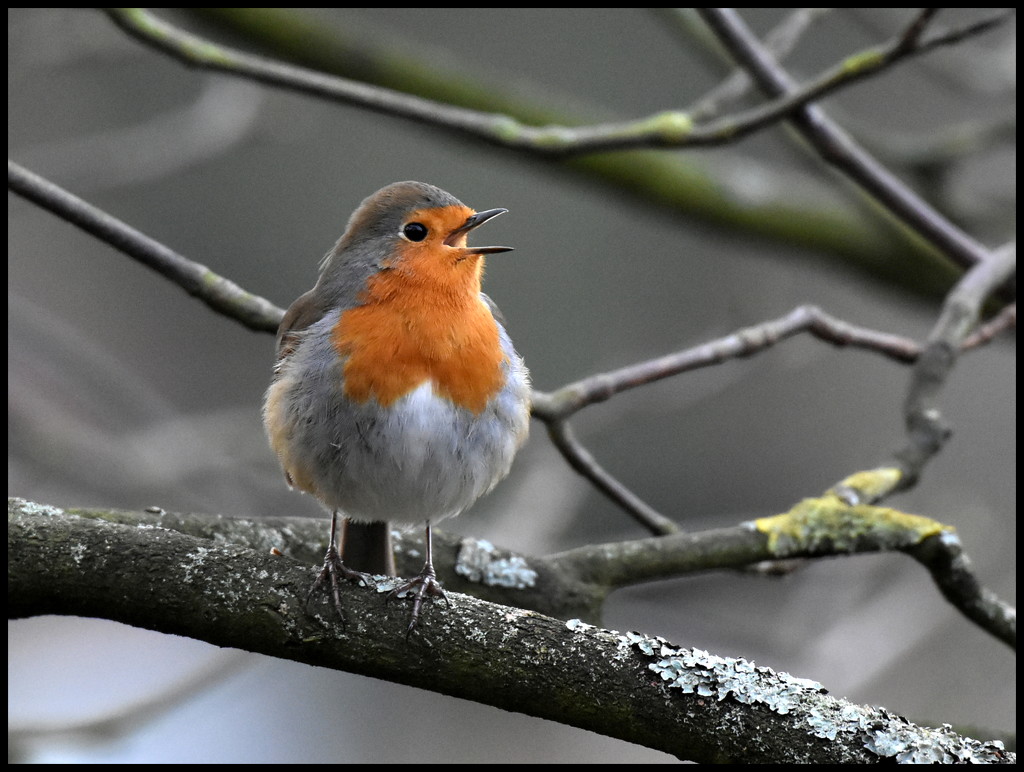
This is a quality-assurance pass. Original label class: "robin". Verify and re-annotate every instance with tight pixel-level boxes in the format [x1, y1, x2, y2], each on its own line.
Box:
[263, 181, 530, 632]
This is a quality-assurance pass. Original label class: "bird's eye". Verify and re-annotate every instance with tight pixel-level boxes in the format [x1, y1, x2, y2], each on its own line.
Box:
[402, 222, 428, 242]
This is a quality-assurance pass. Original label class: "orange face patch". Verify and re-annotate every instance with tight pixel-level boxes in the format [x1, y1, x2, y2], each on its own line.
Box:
[332, 206, 508, 414]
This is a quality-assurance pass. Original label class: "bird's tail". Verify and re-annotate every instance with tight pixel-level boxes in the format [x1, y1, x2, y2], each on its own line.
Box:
[341, 519, 396, 576]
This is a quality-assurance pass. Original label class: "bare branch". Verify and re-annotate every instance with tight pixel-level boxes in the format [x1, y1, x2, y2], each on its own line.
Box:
[656, 8, 833, 121]
[545, 419, 679, 536]
[907, 529, 1018, 651]
[697, 8, 1002, 271]
[963, 302, 1017, 351]
[895, 8, 942, 53]
[97, 8, 970, 290]
[896, 243, 1017, 485]
[7, 160, 283, 333]
[103, 9, 1011, 158]
[16, 499, 1014, 764]
[549, 474, 1017, 650]
[28, 497, 1010, 764]
[532, 298, 1010, 523]
[14, 494, 1016, 652]
[532, 305, 927, 422]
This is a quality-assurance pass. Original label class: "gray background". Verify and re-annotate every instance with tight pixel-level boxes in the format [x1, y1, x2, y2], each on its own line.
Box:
[9, 8, 1015, 763]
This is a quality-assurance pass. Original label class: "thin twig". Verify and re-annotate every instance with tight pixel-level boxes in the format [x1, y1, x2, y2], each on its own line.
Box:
[7, 160, 284, 333]
[906, 530, 1017, 650]
[535, 294, 1011, 524]
[895, 243, 1017, 485]
[680, 8, 833, 121]
[697, 8, 1002, 271]
[93, 8, 977, 285]
[962, 303, 1017, 351]
[532, 305, 930, 422]
[895, 8, 942, 53]
[546, 419, 679, 536]
[104, 8, 1011, 157]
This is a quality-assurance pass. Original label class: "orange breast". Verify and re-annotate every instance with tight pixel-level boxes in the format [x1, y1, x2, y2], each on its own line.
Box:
[332, 251, 507, 414]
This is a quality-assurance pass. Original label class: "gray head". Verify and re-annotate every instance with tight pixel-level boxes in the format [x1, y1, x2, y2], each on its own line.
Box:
[275, 181, 511, 365]
[333, 181, 466, 256]
[314, 181, 510, 301]
[306, 182, 464, 309]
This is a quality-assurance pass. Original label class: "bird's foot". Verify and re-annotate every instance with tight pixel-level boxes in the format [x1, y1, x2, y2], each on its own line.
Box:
[306, 545, 376, 622]
[387, 563, 450, 637]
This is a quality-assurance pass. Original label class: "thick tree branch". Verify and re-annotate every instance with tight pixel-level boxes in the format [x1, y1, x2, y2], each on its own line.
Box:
[16, 489, 1014, 650]
[7, 498, 1013, 764]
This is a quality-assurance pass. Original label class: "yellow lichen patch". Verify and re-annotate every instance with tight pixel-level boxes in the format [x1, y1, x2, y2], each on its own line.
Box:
[841, 48, 886, 75]
[755, 490, 952, 557]
[649, 110, 694, 141]
[829, 467, 903, 504]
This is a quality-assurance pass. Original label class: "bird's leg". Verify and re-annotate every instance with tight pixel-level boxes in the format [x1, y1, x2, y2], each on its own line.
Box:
[387, 522, 449, 636]
[306, 510, 375, 620]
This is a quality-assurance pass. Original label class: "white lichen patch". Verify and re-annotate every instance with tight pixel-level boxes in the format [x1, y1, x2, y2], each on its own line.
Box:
[625, 631, 1010, 763]
[69, 542, 87, 566]
[858, 715, 1007, 763]
[647, 642, 824, 714]
[455, 538, 538, 589]
[373, 577, 407, 594]
[180, 546, 216, 583]
[10, 498, 65, 518]
[565, 618, 595, 633]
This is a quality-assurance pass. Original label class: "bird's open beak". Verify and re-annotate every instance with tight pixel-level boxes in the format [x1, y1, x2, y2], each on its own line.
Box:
[446, 208, 513, 254]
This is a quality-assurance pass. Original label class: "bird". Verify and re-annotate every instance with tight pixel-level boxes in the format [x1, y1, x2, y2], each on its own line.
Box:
[263, 181, 530, 633]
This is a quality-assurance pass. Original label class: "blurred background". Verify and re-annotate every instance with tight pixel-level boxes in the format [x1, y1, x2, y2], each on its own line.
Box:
[8, 8, 1015, 763]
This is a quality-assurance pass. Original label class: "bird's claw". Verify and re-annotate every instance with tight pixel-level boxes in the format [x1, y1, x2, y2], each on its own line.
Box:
[387, 567, 449, 637]
[306, 545, 376, 623]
